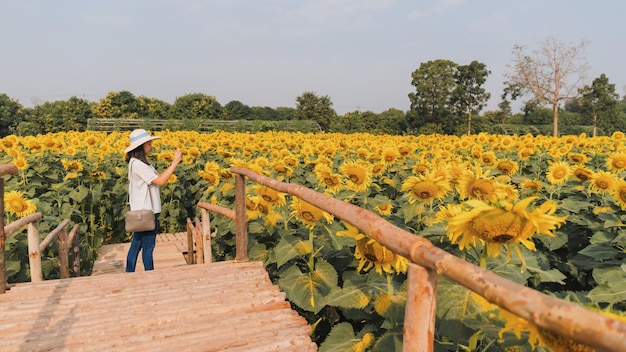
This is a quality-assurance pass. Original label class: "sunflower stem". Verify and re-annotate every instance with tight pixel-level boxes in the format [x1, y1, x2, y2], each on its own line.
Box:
[308, 227, 315, 272]
[386, 271, 394, 296]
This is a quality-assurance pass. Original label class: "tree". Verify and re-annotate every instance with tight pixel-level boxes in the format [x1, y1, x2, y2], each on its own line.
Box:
[250, 106, 278, 121]
[295, 92, 336, 132]
[91, 91, 140, 119]
[169, 93, 222, 120]
[26, 97, 92, 133]
[407, 60, 458, 134]
[137, 96, 171, 119]
[0, 94, 23, 137]
[578, 74, 620, 136]
[452, 61, 491, 135]
[224, 100, 252, 120]
[504, 37, 589, 136]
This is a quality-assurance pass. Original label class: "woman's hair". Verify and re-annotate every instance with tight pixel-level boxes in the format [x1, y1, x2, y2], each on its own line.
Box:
[125, 145, 149, 164]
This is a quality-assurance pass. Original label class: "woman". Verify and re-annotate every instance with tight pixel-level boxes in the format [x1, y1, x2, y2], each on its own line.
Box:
[124, 129, 182, 272]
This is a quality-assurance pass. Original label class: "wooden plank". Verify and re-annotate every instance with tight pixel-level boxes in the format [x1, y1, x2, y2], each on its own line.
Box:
[0, 261, 317, 351]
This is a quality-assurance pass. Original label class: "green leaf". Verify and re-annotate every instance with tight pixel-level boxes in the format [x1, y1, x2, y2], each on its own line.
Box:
[436, 277, 494, 321]
[318, 322, 358, 352]
[322, 283, 370, 310]
[559, 198, 592, 213]
[372, 330, 402, 352]
[278, 259, 338, 313]
[588, 266, 626, 304]
[579, 243, 619, 260]
[274, 236, 305, 268]
[69, 185, 89, 203]
[5, 260, 21, 276]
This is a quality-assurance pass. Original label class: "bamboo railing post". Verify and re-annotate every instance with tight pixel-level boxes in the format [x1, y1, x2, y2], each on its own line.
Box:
[403, 263, 437, 352]
[27, 221, 42, 282]
[200, 208, 212, 263]
[193, 217, 204, 264]
[0, 163, 18, 294]
[234, 173, 248, 262]
[68, 224, 80, 277]
[186, 218, 194, 264]
[58, 225, 69, 279]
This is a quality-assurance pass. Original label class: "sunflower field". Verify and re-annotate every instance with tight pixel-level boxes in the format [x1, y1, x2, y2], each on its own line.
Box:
[2, 130, 626, 351]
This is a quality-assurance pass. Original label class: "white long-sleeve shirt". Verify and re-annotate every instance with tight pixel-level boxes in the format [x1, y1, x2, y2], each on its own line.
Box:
[128, 158, 161, 213]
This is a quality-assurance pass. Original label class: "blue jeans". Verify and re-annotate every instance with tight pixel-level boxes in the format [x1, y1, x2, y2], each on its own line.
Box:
[125, 214, 159, 272]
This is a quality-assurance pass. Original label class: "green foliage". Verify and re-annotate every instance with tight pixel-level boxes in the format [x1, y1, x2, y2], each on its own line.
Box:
[296, 91, 337, 132]
[169, 93, 223, 120]
[0, 93, 24, 137]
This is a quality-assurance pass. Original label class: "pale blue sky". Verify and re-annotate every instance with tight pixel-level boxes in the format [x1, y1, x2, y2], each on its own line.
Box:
[1, 0, 624, 114]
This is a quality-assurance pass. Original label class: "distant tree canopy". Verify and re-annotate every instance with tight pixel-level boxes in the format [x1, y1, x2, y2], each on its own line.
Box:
[169, 93, 223, 120]
[407, 59, 490, 135]
[295, 92, 336, 132]
[0, 94, 23, 136]
[505, 37, 590, 136]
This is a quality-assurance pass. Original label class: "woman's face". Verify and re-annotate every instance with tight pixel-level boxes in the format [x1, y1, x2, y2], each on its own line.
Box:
[143, 140, 153, 155]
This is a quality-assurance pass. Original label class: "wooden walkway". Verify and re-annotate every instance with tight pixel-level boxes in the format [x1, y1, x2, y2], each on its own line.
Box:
[0, 234, 317, 351]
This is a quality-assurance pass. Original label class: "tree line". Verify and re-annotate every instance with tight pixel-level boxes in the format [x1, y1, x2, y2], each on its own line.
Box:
[2, 36, 625, 137]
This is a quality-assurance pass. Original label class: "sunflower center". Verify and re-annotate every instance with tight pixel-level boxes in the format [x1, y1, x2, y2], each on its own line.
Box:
[301, 210, 317, 221]
[468, 208, 529, 244]
[595, 177, 611, 189]
[469, 179, 494, 198]
[412, 181, 438, 200]
[9, 199, 27, 212]
[552, 168, 567, 179]
[613, 158, 626, 169]
[261, 194, 276, 202]
[257, 203, 268, 214]
[324, 176, 339, 186]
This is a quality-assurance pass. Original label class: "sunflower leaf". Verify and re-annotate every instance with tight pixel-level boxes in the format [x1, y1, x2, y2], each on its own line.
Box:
[588, 265, 626, 304]
[318, 322, 358, 352]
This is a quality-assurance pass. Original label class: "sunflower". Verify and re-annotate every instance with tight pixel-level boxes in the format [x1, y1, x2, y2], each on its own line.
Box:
[252, 185, 287, 207]
[61, 159, 84, 172]
[456, 167, 508, 203]
[495, 159, 519, 176]
[480, 151, 497, 166]
[588, 170, 618, 195]
[518, 147, 535, 161]
[12, 155, 28, 171]
[401, 170, 451, 205]
[90, 171, 107, 180]
[290, 197, 333, 228]
[497, 307, 619, 352]
[568, 152, 589, 165]
[336, 222, 408, 274]
[572, 166, 593, 182]
[339, 160, 372, 193]
[611, 179, 626, 210]
[374, 203, 393, 216]
[606, 153, 626, 173]
[382, 148, 401, 165]
[546, 161, 571, 185]
[314, 164, 344, 193]
[520, 179, 543, 195]
[4, 190, 37, 217]
[444, 197, 567, 261]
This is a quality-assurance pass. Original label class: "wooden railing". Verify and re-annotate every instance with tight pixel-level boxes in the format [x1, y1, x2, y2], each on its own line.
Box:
[1, 164, 80, 293]
[197, 167, 626, 352]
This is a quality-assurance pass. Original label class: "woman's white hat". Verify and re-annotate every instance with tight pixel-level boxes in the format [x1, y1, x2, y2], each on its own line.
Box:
[124, 129, 161, 153]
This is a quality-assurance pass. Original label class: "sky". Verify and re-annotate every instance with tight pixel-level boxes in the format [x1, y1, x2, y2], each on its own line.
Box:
[1, 0, 625, 115]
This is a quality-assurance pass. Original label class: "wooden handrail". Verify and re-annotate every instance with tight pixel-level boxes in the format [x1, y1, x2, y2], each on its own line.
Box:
[198, 202, 235, 220]
[3, 213, 78, 284]
[227, 167, 626, 352]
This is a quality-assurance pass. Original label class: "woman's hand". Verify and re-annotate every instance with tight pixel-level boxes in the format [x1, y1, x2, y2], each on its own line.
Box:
[173, 149, 182, 165]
